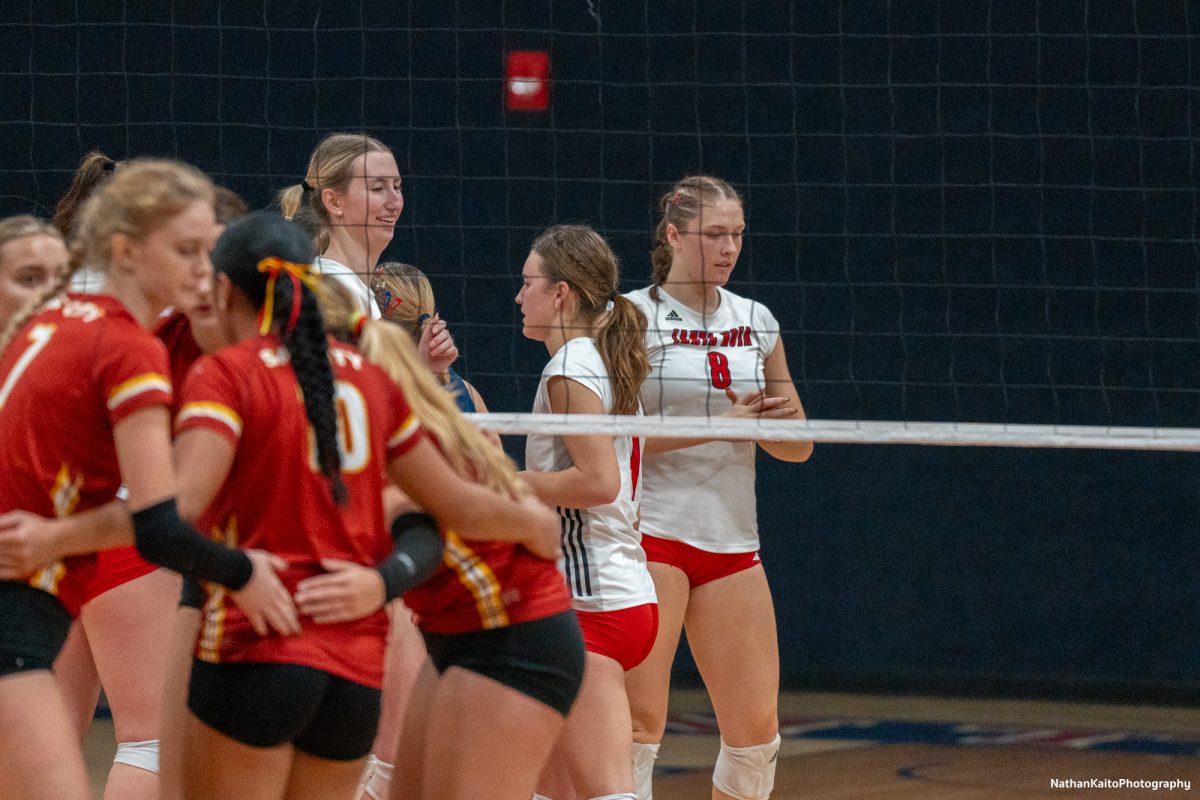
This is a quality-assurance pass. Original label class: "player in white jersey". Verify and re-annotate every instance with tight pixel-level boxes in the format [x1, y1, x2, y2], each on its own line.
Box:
[624, 177, 813, 800]
[518, 225, 656, 800]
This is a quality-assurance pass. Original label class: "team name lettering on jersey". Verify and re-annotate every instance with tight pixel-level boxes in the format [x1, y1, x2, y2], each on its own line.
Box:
[258, 346, 290, 368]
[45, 296, 105, 323]
[670, 325, 754, 348]
[329, 348, 364, 371]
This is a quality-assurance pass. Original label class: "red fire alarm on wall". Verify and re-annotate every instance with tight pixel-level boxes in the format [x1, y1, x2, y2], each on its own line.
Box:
[506, 51, 550, 111]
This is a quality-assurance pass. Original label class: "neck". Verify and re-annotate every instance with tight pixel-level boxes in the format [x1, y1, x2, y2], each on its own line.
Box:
[543, 312, 593, 357]
[661, 271, 720, 315]
[322, 232, 378, 283]
[100, 272, 162, 330]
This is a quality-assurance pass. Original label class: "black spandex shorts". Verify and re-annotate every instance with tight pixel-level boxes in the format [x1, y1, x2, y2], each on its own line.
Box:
[421, 611, 585, 717]
[188, 659, 381, 760]
[0, 581, 71, 677]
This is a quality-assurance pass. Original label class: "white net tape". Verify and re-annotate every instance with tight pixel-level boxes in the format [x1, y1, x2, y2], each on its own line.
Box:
[470, 413, 1200, 452]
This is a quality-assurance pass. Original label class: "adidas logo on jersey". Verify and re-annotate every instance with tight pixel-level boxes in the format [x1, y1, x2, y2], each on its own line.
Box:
[664, 310, 683, 322]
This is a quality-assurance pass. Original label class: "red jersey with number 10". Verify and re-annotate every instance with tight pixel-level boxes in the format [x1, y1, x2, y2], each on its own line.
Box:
[0, 293, 173, 617]
[175, 335, 423, 688]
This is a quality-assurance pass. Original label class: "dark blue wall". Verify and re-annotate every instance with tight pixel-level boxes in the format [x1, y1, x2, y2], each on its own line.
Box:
[2, 0, 1197, 702]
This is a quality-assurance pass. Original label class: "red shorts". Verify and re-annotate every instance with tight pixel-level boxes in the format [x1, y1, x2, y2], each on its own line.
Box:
[576, 603, 658, 671]
[640, 535, 761, 589]
[84, 546, 158, 604]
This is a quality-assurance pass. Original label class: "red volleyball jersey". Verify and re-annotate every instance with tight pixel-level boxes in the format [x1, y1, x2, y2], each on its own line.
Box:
[0, 294, 172, 616]
[154, 310, 204, 395]
[176, 335, 422, 687]
[404, 533, 572, 635]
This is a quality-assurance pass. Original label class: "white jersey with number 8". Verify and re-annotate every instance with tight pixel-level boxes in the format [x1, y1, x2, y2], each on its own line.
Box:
[626, 286, 780, 553]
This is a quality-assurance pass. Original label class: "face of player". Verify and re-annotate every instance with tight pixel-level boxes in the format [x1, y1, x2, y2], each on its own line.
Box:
[124, 199, 218, 319]
[669, 198, 745, 290]
[328, 150, 403, 259]
[515, 251, 562, 342]
[0, 233, 69, 328]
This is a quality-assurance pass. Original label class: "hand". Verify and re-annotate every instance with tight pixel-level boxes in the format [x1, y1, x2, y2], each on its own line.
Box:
[417, 313, 459, 374]
[723, 387, 798, 420]
[294, 559, 386, 624]
[231, 550, 301, 637]
[518, 494, 561, 561]
[0, 510, 63, 580]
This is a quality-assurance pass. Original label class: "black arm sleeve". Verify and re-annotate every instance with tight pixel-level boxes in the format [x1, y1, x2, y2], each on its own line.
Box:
[131, 498, 253, 590]
[375, 512, 443, 602]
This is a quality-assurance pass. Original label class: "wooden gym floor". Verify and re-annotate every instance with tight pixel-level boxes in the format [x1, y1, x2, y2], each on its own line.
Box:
[85, 690, 1200, 798]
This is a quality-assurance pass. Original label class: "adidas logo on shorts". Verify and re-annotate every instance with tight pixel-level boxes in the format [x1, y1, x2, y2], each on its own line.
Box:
[665, 310, 683, 322]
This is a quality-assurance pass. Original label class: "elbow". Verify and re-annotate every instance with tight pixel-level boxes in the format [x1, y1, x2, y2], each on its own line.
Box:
[584, 473, 621, 507]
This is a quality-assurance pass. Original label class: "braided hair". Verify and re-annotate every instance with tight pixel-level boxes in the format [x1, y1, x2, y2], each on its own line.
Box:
[212, 211, 348, 506]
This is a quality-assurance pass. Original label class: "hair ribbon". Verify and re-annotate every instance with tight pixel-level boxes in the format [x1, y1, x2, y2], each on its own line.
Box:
[256, 256, 321, 336]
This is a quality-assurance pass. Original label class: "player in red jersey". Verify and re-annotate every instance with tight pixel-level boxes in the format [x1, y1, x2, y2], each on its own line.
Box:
[299, 281, 584, 800]
[0, 161, 295, 800]
[173, 211, 561, 800]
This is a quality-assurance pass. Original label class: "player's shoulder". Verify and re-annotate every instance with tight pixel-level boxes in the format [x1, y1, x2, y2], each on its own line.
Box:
[719, 287, 777, 323]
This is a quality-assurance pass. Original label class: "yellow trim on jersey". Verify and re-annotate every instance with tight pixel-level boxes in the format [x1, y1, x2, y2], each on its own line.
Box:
[27, 561, 66, 596]
[198, 517, 238, 663]
[386, 415, 421, 451]
[176, 402, 244, 438]
[107, 373, 171, 411]
[50, 463, 83, 519]
[444, 531, 509, 629]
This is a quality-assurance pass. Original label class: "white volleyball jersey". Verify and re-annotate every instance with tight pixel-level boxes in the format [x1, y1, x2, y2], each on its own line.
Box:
[525, 338, 657, 612]
[315, 256, 381, 319]
[625, 286, 780, 553]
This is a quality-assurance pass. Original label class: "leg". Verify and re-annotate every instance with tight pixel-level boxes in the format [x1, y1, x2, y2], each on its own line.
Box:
[52, 619, 102, 741]
[624, 564, 689, 799]
[286, 751, 366, 800]
[422, 667, 565, 800]
[685, 566, 780, 800]
[387, 657, 438, 800]
[182, 711, 292, 800]
[80, 568, 180, 800]
[359, 603, 426, 800]
[0, 671, 91, 800]
[542, 652, 634, 799]
[157, 607, 202, 800]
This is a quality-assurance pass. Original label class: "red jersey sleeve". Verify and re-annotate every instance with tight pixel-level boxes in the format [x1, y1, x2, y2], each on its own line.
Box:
[93, 322, 173, 426]
[154, 310, 204, 392]
[383, 379, 424, 462]
[174, 355, 244, 447]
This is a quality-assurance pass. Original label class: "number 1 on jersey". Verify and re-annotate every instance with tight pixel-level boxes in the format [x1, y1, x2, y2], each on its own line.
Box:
[0, 324, 57, 409]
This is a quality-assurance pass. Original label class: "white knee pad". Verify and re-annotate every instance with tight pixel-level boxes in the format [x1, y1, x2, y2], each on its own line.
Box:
[113, 739, 160, 774]
[358, 754, 393, 800]
[632, 741, 660, 800]
[532, 795, 554, 800]
[712, 735, 781, 800]
[588, 795, 636, 800]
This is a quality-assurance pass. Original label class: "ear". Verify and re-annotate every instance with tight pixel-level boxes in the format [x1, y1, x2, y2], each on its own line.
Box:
[665, 223, 683, 250]
[320, 187, 343, 218]
[110, 232, 137, 273]
[552, 280, 571, 311]
[214, 273, 234, 311]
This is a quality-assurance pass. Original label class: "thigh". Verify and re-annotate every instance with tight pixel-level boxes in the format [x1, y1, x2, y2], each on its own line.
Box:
[371, 603, 427, 760]
[285, 750, 366, 800]
[52, 618, 101, 741]
[685, 565, 780, 745]
[624, 562, 689, 741]
[80, 568, 181, 740]
[548, 651, 634, 798]
[183, 710, 292, 800]
[158, 607, 202, 800]
[423, 666, 565, 800]
[0, 670, 91, 800]
[388, 657, 439, 800]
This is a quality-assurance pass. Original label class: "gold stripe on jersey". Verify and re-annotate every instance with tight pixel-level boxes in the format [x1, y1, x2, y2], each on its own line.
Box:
[197, 516, 238, 663]
[107, 373, 171, 411]
[444, 531, 509, 629]
[386, 415, 421, 451]
[27, 561, 66, 597]
[176, 402, 244, 438]
[50, 463, 83, 519]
